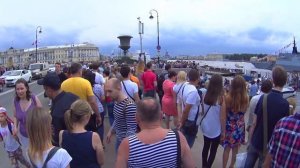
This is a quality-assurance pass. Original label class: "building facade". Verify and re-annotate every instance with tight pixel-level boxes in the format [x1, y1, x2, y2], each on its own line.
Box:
[0, 42, 100, 68]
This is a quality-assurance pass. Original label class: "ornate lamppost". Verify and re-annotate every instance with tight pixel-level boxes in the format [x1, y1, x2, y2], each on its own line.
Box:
[149, 9, 160, 64]
[35, 26, 42, 63]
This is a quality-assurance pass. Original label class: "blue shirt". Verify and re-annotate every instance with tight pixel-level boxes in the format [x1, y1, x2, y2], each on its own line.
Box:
[251, 89, 289, 151]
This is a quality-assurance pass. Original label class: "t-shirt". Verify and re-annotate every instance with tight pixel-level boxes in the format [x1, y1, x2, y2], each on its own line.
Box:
[0, 123, 19, 152]
[181, 83, 201, 122]
[251, 89, 289, 151]
[121, 80, 138, 101]
[61, 77, 94, 100]
[51, 91, 78, 146]
[93, 71, 105, 85]
[29, 147, 72, 168]
[130, 75, 140, 87]
[173, 82, 188, 103]
[141, 70, 156, 91]
[246, 94, 262, 127]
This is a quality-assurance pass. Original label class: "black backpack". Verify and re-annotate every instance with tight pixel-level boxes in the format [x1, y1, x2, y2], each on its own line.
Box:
[157, 72, 168, 95]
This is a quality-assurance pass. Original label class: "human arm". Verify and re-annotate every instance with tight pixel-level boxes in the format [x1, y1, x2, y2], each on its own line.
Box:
[263, 153, 272, 167]
[181, 104, 192, 127]
[92, 132, 104, 166]
[59, 130, 64, 147]
[179, 131, 196, 168]
[115, 138, 129, 168]
[12, 105, 18, 136]
[133, 83, 140, 102]
[87, 96, 102, 125]
[220, 96, 227, 141]
[106, 122, 115, 144]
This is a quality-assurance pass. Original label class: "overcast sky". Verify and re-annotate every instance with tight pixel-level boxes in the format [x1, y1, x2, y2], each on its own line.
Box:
[0, 0, 299, 56]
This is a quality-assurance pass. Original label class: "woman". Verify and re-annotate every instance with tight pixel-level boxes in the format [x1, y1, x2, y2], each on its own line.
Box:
[221, 75, 249, 168]
[200, 74, 225, 168]
[13, 78, 42, 149]
[60, 100, 104, 168]
[172, 71, 187, 124]
[27, 108, 72, 168]
[162, 71, 178, 129]
[83, 70, 105, 142]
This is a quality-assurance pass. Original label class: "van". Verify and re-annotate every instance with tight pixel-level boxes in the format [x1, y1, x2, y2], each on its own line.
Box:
[29, 63, 49, 79]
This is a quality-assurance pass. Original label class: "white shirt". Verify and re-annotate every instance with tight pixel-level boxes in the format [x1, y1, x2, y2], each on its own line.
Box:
[0, 123, 19, 152]
[29, 147, 72, 168]
[200, 103, 221, 138]
[121, 79, 138, 100]
[247, 93, 263, 126]
[181, 83, 201, 121]
[173, 82, 188, 103]
[93, 71, 105, 85]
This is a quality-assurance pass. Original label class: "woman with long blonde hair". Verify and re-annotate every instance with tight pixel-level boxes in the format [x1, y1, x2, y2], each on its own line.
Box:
[172, 71, 188, 127]
[221, 75, 249, 168]
[60, 100, 104, 168]
[27, 107, 72, 168]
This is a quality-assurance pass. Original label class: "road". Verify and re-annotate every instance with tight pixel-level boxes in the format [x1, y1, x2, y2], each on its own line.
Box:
[0, 82, 299, 167]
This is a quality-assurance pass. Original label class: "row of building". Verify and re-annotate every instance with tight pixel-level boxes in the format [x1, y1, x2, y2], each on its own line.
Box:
[0, 42, 100, 68]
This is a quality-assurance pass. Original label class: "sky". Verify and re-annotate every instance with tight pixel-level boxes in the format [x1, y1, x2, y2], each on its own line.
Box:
[0, 0, 299, 56]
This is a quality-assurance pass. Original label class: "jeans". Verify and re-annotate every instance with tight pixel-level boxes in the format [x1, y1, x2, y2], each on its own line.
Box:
[244, 144, 265, 168]
[202, 135, 220, 168]
[143, 90, 156, 98]
[97, 112, 105, 143]
[106, 102, 115, 126]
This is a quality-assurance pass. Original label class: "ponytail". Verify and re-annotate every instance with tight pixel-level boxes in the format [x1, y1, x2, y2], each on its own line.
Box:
[64, 109, 73, 131]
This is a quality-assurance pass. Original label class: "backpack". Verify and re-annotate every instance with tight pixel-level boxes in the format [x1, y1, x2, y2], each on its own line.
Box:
[157, 72, 168, 95]
[29, 147, 60, 168]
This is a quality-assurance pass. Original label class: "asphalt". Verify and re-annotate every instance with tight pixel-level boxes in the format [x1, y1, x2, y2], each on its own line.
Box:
[0, 82, 299, 168]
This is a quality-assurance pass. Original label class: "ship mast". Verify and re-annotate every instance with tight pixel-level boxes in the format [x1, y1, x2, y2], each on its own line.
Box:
[292, 36, 298, 54]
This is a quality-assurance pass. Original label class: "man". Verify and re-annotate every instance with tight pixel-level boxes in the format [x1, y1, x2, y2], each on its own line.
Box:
[120, 65, 140, 102]
[246, 80, 272, 138]
[61, 62, 101, 127]
[55, 62, 67, 82]
[141, 62, 157, 98]
[116, 98, 195, 168]
[245, 66, 289, 168]
[105, 78, 137, 152]
[90, 62, 105, 85]
[37, 72, 78, 146]
[180, 69, 201, 148]
[263, 110, 300, 167]
[249, 80, 258, 100]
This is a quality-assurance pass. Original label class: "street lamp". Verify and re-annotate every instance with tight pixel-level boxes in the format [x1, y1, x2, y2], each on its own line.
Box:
[35, 26, 42, 63]
[149, 9, 160, 65]
[137, 17, 146, 65]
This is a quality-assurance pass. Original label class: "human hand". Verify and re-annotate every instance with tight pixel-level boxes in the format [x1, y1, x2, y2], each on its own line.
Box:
[106, 130, 112, 144]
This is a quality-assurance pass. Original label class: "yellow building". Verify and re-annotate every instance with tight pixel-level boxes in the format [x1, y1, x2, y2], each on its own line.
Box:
[0, 42, 100, 67]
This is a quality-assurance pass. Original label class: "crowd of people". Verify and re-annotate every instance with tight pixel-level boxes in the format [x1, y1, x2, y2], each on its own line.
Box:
[0, 60, 299, 168]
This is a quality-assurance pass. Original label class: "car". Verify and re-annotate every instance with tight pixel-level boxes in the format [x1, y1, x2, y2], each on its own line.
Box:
[29, 63, 49, 79]
[0, 71, 12, 83]
[48, 64, 55, 72]
[5, 70, 32, 87]
[282, 86, 296, 99]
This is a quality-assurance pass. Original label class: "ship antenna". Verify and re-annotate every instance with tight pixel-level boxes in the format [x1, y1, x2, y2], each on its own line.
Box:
[292, 36, 298, 54]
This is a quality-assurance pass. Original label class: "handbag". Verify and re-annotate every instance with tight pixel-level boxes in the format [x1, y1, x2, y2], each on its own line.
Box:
[199, 105, 212, 132]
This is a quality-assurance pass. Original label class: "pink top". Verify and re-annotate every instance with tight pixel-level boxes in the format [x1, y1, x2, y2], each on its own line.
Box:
[162, 80, 177, 116]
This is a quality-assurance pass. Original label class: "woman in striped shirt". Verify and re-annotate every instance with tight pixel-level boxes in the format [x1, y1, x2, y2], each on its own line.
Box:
[115, 98, 195, 168]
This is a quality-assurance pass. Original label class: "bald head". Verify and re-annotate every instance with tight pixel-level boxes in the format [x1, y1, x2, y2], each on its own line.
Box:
[137, 98, 161, 123]
[106, 78, 121, 89]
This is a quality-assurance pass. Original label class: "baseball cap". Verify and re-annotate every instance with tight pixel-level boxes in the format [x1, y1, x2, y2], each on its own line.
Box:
[0, 107, 7, 113]
[37, 72, 61, 90]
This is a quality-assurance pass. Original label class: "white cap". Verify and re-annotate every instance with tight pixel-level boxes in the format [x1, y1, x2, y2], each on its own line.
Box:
[0, 107, 7, 113]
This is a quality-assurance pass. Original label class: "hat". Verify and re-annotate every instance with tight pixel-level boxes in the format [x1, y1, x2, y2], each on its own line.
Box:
[37, 72, 61, 89]
[0, 107, 7, 113]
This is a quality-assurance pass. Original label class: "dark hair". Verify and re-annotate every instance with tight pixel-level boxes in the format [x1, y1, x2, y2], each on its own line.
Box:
[69, 63, 82, 74]
[137, 98, 161, 123]
[272, 66, 287, 87]
[89, 62, 99, 70]
[55, 62, 61, 66]
[188, 69, 199, 82]
[204, 74, 223, 105]
[261, 79, 272, 93]
[120, 65, 131, 78]
[146, 62, 152, 69]
[168, 70, 177, 79]
[83, 69, 96, 87]
[103, 69, 110, 77]
[15, 78, 31, 101]
[165, 64, 171, 71]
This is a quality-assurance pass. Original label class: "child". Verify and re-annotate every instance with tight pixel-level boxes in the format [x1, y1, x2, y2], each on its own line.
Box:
[0, 107, 30, 168]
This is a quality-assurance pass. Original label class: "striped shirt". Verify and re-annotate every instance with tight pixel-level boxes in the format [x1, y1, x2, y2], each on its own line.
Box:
[113, 98, 137, 141]
[128, 130, 178, 168]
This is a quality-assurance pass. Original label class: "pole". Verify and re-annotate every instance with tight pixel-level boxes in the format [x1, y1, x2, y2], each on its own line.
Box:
[149, 9, 160, 65]
[35, 26, 42, 63]
[138, 17, 145, 65]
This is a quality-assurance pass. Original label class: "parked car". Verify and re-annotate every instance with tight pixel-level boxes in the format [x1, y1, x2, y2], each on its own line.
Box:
[48, 64, 55, 72]
[0, 71, 12, 82]
[29, 63, 49, 79]
[282, 86, 296, 99]
[5, 70, 32, 87]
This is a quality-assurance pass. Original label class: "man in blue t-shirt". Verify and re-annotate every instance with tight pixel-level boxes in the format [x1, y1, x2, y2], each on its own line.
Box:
[245, 66, 289, 168]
